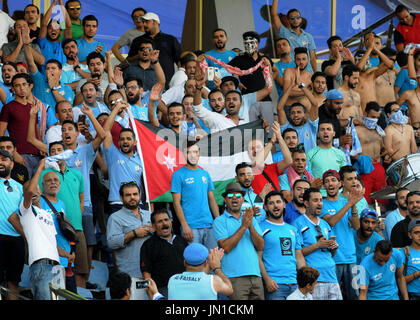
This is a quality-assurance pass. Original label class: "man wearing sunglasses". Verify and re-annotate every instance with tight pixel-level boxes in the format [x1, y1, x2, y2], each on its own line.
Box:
[0, 149, 24, 300]
[65, 0, 83, 40]
[270, 0, 317, 73]
[213, 182, 265, 300]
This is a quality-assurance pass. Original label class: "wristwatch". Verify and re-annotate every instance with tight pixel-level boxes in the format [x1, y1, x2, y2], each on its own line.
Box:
[298, 82, 305, 89]
[152, 60, 159, 65]
[51, 85, 61, 91]
[74, 65, 80, 70]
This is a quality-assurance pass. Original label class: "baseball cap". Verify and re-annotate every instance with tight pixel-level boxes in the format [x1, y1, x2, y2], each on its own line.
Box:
[0, 150, 13, 161]
[360, 208, 378, 220]
[326, 89, 344, 100]
[141, 12, 160, 23]
[221, 76, 239, 89]
[408, 218, 420, 232]
[322, 169, 340, 182]
[183, 243, 209, 266]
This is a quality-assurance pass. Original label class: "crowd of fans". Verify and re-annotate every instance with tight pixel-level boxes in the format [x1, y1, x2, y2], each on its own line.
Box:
[0, 0, 420, 301]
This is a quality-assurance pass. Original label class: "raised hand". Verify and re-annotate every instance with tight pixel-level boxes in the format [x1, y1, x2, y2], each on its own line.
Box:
[150, 82, 163, 101]
[150, 49, 160, 63]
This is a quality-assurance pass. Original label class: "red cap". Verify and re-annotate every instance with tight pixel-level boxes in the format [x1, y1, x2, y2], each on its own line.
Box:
[322, 169, 340, 182]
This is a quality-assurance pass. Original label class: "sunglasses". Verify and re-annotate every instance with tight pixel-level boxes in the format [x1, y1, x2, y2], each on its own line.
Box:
[139, 47, 152, 52]
[288, 16, 302, 20]
[226, 193, 243, 199]
[4, 180, 13, 193]
[68, 6, 81, 10]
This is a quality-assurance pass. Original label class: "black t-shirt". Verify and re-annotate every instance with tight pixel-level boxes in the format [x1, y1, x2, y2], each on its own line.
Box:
[228, 53, 272, 101]
[30, 27, 40, 44]
[11, 162, 29, 186]
[128, 32, 182, 89]
[390, 217, 412, 248]
[318, 103, 343, 138]
[140, 233, 188, 288]
[321, 59, 353, 91]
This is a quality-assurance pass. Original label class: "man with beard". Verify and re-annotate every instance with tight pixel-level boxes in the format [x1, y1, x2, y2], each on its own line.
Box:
[337, 64, 363, 126]
[37, 0, 72, 73]
[270, 1, 317, 73]
[103, 100, 143, 214]
[0, 149, 24, 300]
[141, 208, 189, 298]
[258, 190, 306, 300]
[235, 162, 266, 223]
[282, 48, 313, 107]
[292, 187, 341, 300]
[298, 71, 327, 111]
[125, 77, 159, 123]
[107, 181, 152, 297]
[104, 90, 132, 147]
[128, 12, 181, 89]
[61, 39, 90, 91]
[277, 77, 319, 152]
[284, 179, 311, 224]
[0, 136, 29, 186]
[213, 182, 265, 300]
[0, 62, 17, 108]
[207, 88, 225, 114]
[385, 188, 409, 241]
[75, 51, 109, 105]
[338, 165, 369, 216]
[76, 15, 107, 64]
[321, 169, 362, 300]
[205, 28, 237, 79]
[391, 191, 420, 248]
[122, 38, 165, 92]
[171, 141, 219, 249]
[354, 208, 384, 265]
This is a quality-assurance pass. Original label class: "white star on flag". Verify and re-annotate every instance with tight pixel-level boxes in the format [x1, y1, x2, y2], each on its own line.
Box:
[163, 152, 176, 172]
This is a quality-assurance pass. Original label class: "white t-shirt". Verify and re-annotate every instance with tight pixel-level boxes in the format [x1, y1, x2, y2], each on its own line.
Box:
[0, 11, 14, 48]
[19, 200, 60, 266]
[45, 125, 89, 146]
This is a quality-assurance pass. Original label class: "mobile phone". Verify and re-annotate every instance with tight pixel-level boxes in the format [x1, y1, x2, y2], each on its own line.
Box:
[92, 73, 100, 79]
[136, 280, 150, 289]
[214, 67, 220, 79]
[329, 236, 336, 241]
[207, 67, 215, 81]
[78, 115, 86, 123]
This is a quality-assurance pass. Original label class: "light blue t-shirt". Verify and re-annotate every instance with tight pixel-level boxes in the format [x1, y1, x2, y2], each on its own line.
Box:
[359, 249, 404, 300]
[259, 219, 302, 284]
[76, 38, 107, 62]
[238, 91, 257, 123]
[205, 49, 238, 79]
[281, 118, 318, 153]
[38, 37, 66, 73]
[61, 63, 90, 84]
[0, 82, 13, 110]
[292, 214, 338, 283]
[279, 166, 314, 192]
[395, 68, 418, 97]
[353, 229, 383, 265]
[171, 166, 215, 229]
[104, 144, 143, 203]
[72, 102, 110, 133]
[0, 178, 23, 237]
[320, 199, 356, 264]
[399, 247, 420, 295]
[65, 143, 97, 208]
[213, 210, 262, 278]
[241, 187, 266, 223]
[40, 197, 71, 267]
[168, 271, 217, 300]
[384, 209, 404, 241]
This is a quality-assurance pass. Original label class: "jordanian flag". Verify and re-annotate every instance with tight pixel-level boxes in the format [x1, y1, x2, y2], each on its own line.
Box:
[131, 119, 267, 205]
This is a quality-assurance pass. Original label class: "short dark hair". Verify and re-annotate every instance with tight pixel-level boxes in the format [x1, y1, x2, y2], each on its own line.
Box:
[46, 59, 63, 70]
[87, 51, 105, 65]
[109, 271, 132, 300]
[65, 0, 81, 9]
[61, 38, 77, 50]
[275, 37, 291, 46]
[62, 120, 78, 131]
[151, 208, 171, 224]
[282, 127, 298, 138]
[317, 119, 334, 131]
[0, 136, 16, 147]
[82, 14, 98, 27]
[137, 38, 155, 50]
[179, 53, 196, 67]
[131, 7, 147, 18]
[286, 8, 300, 18]
[208, 88, 223, 100]
[365, 101, 381, 114]
[395, 187, 409, 200]
[119, 181, 140, 197]
[339, 165, 357, 181]
[303, 187, 321, 202]
[384, 101, 399, 115]
[213, 28, 227, 37]
[124, 77, 143, 89]
[55, 100, 72, 114]
[2, 61, 18, 72]
[395, 4, 409, 14]
[167, 102, 185, 114]
[264, 190, 285, 205]
[235, 162, 253, 175]
[182, 94, 194, 103]
[225, 90, 242, 102]
[374, 240, 393, 255]
[119, 128, 136, 140]
[292, 179, 311, 190]
[342, 64, 360, 79]
[296, 266, 320, 288]
[11, 73, 31, 86]
[294, 47, 308, 57]
[311, 71, 327, 83]
[24, 4, 40, 14]
[290, 102, 306, 113]
[327, 35, 342, 48]
[242, 31, 260, 43]
[48, 141, 65, 154]
[81, 81, 99, 93]
[406, 191, 420, 206]
[396, 51, 408, 68]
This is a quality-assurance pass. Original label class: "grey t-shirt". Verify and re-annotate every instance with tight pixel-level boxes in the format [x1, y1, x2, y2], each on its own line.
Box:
[76, 74, 109, 104]
[1, 40, 42, 65]
[117, 28, 144, 49]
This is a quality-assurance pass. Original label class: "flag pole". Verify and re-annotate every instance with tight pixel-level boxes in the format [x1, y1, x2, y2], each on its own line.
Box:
[127, 107, 152, 211]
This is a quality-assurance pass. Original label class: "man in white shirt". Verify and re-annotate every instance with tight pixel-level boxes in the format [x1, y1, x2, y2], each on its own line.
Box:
[287, 266, 319, 300]
[0, 9, 14, 48]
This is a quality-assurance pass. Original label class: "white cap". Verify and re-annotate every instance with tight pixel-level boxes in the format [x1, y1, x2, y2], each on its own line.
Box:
[142, 12, 160, 23]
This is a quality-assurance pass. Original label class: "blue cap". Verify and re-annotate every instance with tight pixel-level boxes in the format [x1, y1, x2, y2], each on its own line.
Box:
[360, 208, 378, 220]
[408, 219, 420, 232]
[183, 243, 209, 266]
[326, 89, 344, 100]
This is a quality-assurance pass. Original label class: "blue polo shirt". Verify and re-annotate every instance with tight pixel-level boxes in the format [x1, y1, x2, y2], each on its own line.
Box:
[320, 199, 356, 264]
[284, 201, 304, 225]
[277, 26, 316, 73]
[76, 38, 107, 62]
[65, 144, 97, 209]
[359, 249, 404, 300]
[213, 210, 262, 278]
[241, 187, 266, 223]
[398, 247, 420, 295]
[353, 229, 383, 265]
[171, 166, 214, 229]
[104, 144, 143, 203]
[31, 70, 75, 110]
[38, 38, 66, 73]
[259, 220, 302, 284]
[292, 214, 338, 283]
[73, 102, 110, 133]
[338, 191, 368, 216]
[40, 197, 71, 267]
[281, 119, 318, 153]
[0, 178, 23, 237]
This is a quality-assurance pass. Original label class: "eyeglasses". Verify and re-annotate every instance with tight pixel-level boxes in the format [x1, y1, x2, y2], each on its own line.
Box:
[110, 98, 123, 106]
[139, 47, 152, 52]
[226, 193, 243, 199]
[288, 16, 302, 20]
[4, 180, 13, 193]
[290, 143, 305, 153]
[125, 85, 139, 91]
